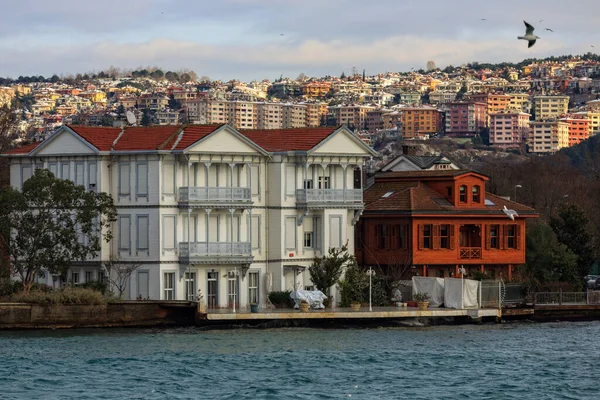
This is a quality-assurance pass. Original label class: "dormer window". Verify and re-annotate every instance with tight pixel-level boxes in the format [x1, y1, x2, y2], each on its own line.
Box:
[472, 185, 480, 203]
[459, 185, 467, 203]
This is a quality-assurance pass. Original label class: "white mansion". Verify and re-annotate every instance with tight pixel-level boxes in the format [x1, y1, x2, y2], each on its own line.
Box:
[4, 124, 376, 308]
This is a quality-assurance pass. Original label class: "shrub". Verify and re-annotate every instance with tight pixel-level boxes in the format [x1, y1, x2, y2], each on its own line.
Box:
[81, 280, 109, 295]
[413, 292, 431, 302]
[268, 290, 294, 308]
[11, 286, 107, 305]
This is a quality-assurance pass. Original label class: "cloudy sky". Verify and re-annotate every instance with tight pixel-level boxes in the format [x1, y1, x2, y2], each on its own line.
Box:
[1, 0, 599, 81]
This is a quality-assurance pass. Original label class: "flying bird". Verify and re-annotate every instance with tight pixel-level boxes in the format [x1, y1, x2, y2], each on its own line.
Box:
[539, 19, 544, 22]
[481, 18, 486, 20]
[592, 45, 595, 48]
[518, 21, 540, 48]
[502, 205, 519, 221]
[545, 28, 554, 32]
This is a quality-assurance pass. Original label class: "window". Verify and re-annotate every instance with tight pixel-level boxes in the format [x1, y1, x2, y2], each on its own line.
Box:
[304, 232, 313, 248]
[71, 272, 80, 284]
[440, 225, 450, 249]
[459, 185, 467, 203]
[118, 163, 131, 196]
[61, 163, 70, 180]
[137, 215, 149, 253]
[248, 271, 259, 304]
[303, 179, 314, 189]
[329, 215, 342, 249]
[251, 215, 261, 250]
[163, 272, 175, 300]
[472, 185, 480, 203]
[507, 225, 517, 249]
[163, 163, 175, 195]
[489, 225, 499, 249]
[118, 215, 131, 252]
[394, 224, 407, 249]
[48, 163, 58, 176]
[285, 165, 296, 195]
[422, 224, 433, 249]
[88, 163, 97, 191]
[318, 176, 330, 189]
[136, 163, 148, 197]
[446, 186, 452, 197]
[185, 272, 196, 300]
[21, 164, 32, 186]
[314, 217, 322, 249]
[85, 271, 94, 283]
[375, 224, 387, 249]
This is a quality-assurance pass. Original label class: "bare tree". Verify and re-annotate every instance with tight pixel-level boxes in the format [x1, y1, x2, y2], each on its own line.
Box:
[103, 257, 142, 299]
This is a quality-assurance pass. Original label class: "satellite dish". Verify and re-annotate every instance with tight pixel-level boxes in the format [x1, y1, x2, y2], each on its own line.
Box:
[126, 111, 137, 125]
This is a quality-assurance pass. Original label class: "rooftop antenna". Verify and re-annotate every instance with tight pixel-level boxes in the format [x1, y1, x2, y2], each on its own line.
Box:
[126, 110, 137, 126]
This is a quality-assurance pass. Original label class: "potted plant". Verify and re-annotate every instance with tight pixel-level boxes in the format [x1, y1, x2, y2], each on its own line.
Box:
[197, 289, 207, 313]
[250, 303, 259, 313]
[299, 300, 310, 312]
[350, 301, 361, 311]
[413, 292, 431, 310]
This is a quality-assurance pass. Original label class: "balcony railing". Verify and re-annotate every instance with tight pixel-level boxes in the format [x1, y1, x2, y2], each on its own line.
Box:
[296, 188, 362, 204]
[179, 242, 252, 258]
[179, 187, 252, 203]
[459, 247, 481, 259]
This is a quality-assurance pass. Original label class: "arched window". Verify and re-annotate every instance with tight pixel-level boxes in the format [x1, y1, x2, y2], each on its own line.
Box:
[459, 185, 467, 203]
[472, 185, 480, 203]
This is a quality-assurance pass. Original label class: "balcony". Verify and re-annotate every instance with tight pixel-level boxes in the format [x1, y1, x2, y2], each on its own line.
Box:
[179, 242, 253, 264]
[296, 188, 363, 208]
[178, 187, 252, 206]
[460, 247, 482, 259]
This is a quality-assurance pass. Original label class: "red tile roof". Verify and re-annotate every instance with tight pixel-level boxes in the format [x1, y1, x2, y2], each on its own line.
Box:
[163, 124, 224, 151]
[113, 126, 182, 151]
[3, 142, 41, 155]
[240, 127, 339, 152]
[67, 125, 122, 151]
[364, 180, 536, 215]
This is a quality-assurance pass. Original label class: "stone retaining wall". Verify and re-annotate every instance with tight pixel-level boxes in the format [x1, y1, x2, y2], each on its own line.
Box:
[0, 301, 196, 329]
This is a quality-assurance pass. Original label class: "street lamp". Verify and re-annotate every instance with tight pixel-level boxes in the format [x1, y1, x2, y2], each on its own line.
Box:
[458, 266, 466, 310]
[514, 184, 522, 203]
[367, 267, 376, 312]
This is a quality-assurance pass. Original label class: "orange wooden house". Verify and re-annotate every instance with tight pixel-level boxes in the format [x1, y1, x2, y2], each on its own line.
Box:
[355, 170, 539, 280]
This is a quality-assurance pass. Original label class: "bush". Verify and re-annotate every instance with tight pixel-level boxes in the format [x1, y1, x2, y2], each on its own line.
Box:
[11, 286, 107, 305]
[81, 280, 109, 295]
[268, 290, 294, 308]
[339, 264, 390, 307]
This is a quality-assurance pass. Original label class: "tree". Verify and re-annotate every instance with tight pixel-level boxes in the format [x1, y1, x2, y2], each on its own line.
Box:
[103, 257, 142, 299]
[550, 204, 594, 278]
[0, 169, 117, 293]
[309, 242, 354, 299]
[116, 104, 125, 116]
[141, 110, 152, 126]
[0, 104, 18, 188]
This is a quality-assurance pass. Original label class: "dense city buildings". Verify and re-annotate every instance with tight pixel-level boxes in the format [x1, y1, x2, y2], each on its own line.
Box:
[444, 101, 487, 136]
[529, 120, 570, 153]
[489, 111, 531, 149]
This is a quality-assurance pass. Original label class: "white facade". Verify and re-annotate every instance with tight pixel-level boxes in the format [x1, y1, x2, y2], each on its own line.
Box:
[5, 125, 376, 309]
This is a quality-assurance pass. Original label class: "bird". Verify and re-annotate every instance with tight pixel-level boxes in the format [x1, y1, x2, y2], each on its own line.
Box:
[280, 33, 284, 36]
[539, 19, 544, 22]
[545, 28, 554, 32]
[518, 21, 540, 48]
[481, 18, 486, 20]
[592, 45, 595, 48]
[502, 205, 519, 221]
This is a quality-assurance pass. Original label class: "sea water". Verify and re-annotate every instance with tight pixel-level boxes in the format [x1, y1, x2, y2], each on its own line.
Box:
[0, 321, 598, 399]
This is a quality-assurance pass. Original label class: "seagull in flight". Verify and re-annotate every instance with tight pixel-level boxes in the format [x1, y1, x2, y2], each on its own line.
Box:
[518, 21, 540, 48]
[502, 205, 519, 221]
[545, 28, 554, 32]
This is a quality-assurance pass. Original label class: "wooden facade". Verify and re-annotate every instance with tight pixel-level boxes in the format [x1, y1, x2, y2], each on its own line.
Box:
[356, 170, 538, 280]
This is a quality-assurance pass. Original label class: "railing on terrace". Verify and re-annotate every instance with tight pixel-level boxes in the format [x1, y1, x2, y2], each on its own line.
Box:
[534, 291, 600, 305]
[179, 187, 252, 203]
[179, 242, 252, 257]
[296, 189, 362, 203]
[459, 247, 481, 259]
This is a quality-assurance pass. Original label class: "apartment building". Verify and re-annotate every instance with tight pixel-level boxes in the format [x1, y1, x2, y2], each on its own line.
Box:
[444, 101, 487, 136]
[366, 110, 384, 133]
[466, 93, 511, 116]
[4, 125, 377, 307]
[227, 101, 257, 129]
[328, 105, 376, 130]
[489, 111, 531, 149]
[282, 104, 307, 128]
[257, 102, 284, 129]
[428, 91, 457, 105]
[508, 93, 531, 113]
[400, 107, 442, 139]
[529, 120, 569, 154]
[382, 111, 402, 130]
[301, 82, 331, 99]
[304, 102, 328, 127]
[559, 117, 590, 146]
[571, 111, 600, 136]
[533, 95, 569, 120]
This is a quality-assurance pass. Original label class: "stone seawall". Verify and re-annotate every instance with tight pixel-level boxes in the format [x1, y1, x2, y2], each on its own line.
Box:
[0, 301, 196, 329]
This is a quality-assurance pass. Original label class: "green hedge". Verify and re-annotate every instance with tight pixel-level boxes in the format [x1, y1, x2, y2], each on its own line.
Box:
[11, 286, 107, 305]
[268, 290, 294, 308]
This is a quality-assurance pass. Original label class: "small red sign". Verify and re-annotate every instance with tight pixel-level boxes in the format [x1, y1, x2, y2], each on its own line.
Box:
[289, 253, 294, 257]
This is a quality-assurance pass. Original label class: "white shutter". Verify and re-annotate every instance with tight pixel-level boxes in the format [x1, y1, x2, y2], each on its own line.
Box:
[314, 217, 321, 249]
[119, 216, 131, 250]
[163, 163, 175, 194]
[137, 216, 149, 251]
[285, 217, 296, 250]
[119, 163, 130, 195]
[88, 163, 97, 190]
[163, 216, 176, 250]
[21, 164, 32, 185]
[75, 163, 84, 186]
[49, 163, 58, 176]
[233, 216, 240, 242]
[285, 165, 296, 196]
[209, 216, 219, 242]
[251, 215, 260, 250]
[304, 217, 314, 233]
[329, 216, 341, 249]
[251, 165, 259, 195]
[136, 163, 148, 196]
[61, 163, 70, 180]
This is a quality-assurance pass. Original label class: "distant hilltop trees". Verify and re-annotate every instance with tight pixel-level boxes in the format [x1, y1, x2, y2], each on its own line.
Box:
[0, 66, 202, 85]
